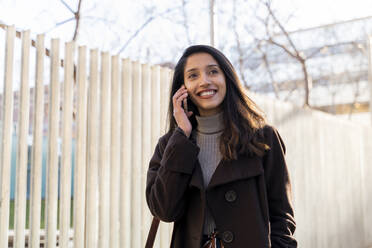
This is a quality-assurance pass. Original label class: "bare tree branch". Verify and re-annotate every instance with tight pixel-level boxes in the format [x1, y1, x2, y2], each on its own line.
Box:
[232, 0, 247, 86]
[263, 0, 300, 57]
[266, 38, 298, 60]
[255, 43, 280, 98]
[72, 0, 83, 41]
[60, 0, 75, 14]
[307, 46, 325, 59]
[116, 16, 155, 55]
[116, 7, 180, 55]
[181, 0, 192, 45]
[44, 17, 75, 33]
[261, 0, 310, 106]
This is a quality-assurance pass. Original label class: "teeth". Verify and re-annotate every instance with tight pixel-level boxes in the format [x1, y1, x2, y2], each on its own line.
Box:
[200, 90, 215, 96]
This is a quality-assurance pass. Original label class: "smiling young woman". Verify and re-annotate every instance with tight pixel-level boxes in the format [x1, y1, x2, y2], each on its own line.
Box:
[146, 45, 297, 248]
[183, 52, 227, 117]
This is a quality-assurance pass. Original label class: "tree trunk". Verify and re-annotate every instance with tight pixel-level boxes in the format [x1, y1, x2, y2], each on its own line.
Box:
[300, 59, 310, 106]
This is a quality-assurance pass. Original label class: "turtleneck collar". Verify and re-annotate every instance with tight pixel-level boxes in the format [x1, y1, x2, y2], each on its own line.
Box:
[195, 112, 224, 134]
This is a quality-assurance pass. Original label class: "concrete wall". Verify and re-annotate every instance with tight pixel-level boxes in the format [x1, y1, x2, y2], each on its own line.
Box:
[253, 94, 372, 248]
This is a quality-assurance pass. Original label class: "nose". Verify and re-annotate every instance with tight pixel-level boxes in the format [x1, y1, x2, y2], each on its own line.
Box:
[198, 72, 211, 87]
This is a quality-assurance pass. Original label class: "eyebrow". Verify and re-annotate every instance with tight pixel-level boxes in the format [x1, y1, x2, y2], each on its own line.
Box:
[185, 64, 219, 74]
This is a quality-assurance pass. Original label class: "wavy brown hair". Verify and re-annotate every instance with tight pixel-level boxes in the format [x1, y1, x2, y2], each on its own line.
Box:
[168, 45, 269, 160]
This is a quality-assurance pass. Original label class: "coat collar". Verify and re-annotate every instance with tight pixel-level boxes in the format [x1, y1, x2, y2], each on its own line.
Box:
[189, 155, 264, 190]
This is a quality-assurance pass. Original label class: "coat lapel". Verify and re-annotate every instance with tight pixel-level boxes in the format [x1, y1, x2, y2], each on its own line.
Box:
[189, 155, 264, 190]
[189, 160, 204, 190]
[207, 155, 264, 189]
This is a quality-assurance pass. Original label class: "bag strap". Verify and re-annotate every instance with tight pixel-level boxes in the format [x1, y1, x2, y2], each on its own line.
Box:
[145, 217, 160, 248]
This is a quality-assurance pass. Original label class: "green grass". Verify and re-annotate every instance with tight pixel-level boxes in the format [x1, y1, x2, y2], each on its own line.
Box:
[9, 198, 74, 230]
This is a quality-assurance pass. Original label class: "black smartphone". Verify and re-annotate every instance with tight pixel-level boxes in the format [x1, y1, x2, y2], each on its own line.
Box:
[182, 96, 189, 113]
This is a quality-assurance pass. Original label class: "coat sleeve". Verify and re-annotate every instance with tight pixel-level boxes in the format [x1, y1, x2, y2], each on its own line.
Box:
[146, 128, 200, 222]
[263, 126, 297, 247]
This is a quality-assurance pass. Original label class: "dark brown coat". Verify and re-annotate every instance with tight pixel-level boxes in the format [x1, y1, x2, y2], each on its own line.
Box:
[146, 125, 297, 248]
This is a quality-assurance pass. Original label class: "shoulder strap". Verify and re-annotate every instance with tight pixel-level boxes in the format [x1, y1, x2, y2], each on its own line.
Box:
[145, 217, 160, 248]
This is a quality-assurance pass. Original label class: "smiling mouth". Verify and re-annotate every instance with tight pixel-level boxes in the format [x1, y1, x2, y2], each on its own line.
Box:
[198, 90, 217, 97]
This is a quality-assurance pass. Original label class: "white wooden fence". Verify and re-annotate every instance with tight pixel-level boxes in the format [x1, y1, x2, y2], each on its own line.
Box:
[0, 26, 173, 248]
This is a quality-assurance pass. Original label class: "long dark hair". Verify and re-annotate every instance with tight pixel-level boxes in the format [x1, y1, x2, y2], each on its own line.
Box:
[168, 45, 269, 160]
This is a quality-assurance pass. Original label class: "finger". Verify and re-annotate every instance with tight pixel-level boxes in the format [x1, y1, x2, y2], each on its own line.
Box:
[175, 92, 188, 106]
[186, 111, 193, 117]
[174, 93, 188, 111]
[172, 88, 188, 103]
[176, 85, 187, 95]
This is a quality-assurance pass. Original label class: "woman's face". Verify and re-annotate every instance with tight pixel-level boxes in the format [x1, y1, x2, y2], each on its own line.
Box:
[183, 52, 227, 117]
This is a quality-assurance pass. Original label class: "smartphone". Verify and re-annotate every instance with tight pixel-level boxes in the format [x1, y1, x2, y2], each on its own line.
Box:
[181, 85, 189, 113]
[182, 96, 188, 113]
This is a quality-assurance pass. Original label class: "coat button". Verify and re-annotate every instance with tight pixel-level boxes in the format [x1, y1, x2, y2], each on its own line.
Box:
[225, 190, 237, 202]
[222, 231, 234, 243]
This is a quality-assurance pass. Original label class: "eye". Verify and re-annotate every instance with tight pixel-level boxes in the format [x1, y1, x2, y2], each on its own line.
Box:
[188, 73, 198, 79]
[209, 69, 219, 75]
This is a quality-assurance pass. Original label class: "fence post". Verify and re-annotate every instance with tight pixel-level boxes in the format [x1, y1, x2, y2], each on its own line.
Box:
[110, 55, 120, 248]
[59, 41, 75, 248]
[29, 33, 45, 248]
[73, 45, 87, 248]
[0, 25, 15, 248]
[45, 38, 60, 248]
[14, 29, 31, 248]
[369, 36, 372, 126]
[141, 63, 152, 247]
[98, 51, 111, 248]
[131, 61, 142, 248]
[159, 67, 172, 247]
[86, 49, 99, 248]
[150, 65, 161, 248]
[120, 59, 132, 248]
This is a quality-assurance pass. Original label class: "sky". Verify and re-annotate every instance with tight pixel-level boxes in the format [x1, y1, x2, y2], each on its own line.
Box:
[283, 0, 372, 30]
[1, 0, 372, 42]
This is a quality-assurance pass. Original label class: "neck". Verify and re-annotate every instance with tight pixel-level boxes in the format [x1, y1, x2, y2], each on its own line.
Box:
[195, 111, 224, 134]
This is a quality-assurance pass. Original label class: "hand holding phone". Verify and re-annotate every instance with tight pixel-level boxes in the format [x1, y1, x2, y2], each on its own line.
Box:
[172, 85, 193, 137]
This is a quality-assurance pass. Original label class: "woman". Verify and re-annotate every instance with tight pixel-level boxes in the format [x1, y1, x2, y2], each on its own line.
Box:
[146, 45, 297, 248]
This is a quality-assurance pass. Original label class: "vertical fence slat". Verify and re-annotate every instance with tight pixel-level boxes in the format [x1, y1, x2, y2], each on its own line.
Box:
[14, 29, 31, 248]
[46, 38, 60, 248]
[150, 65, 161, 150]
[0, 25, 15, 248]
[110, 55, 120, 248]
[29, 34, 44, 248]
[159, 67, 171, 247]
[98, 52, 110, 248]
[131, 61, 142, 248]
[167, 68, 174, 240]
[150, 65, 161, 248]
[141, 64, 152, 247]
[120, 59, 132, 248]
[159, 67, 169, 136]
[86, 49, 99, 248]
[369, 36, 372, 125]
[59, 41, 74, 248]
[73, 45, 87, 248]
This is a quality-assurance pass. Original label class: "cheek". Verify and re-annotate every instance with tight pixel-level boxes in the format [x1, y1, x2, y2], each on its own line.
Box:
[220, 80, 227, 98]
[184, 81, 196, 96]
[184, 80, 192, 89]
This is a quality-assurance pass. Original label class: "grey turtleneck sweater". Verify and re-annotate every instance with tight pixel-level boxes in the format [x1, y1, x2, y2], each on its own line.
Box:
[192, 112, 224, 235]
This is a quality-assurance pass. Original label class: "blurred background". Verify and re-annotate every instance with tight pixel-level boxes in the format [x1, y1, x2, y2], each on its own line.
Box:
[1, 0, 372, 124]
